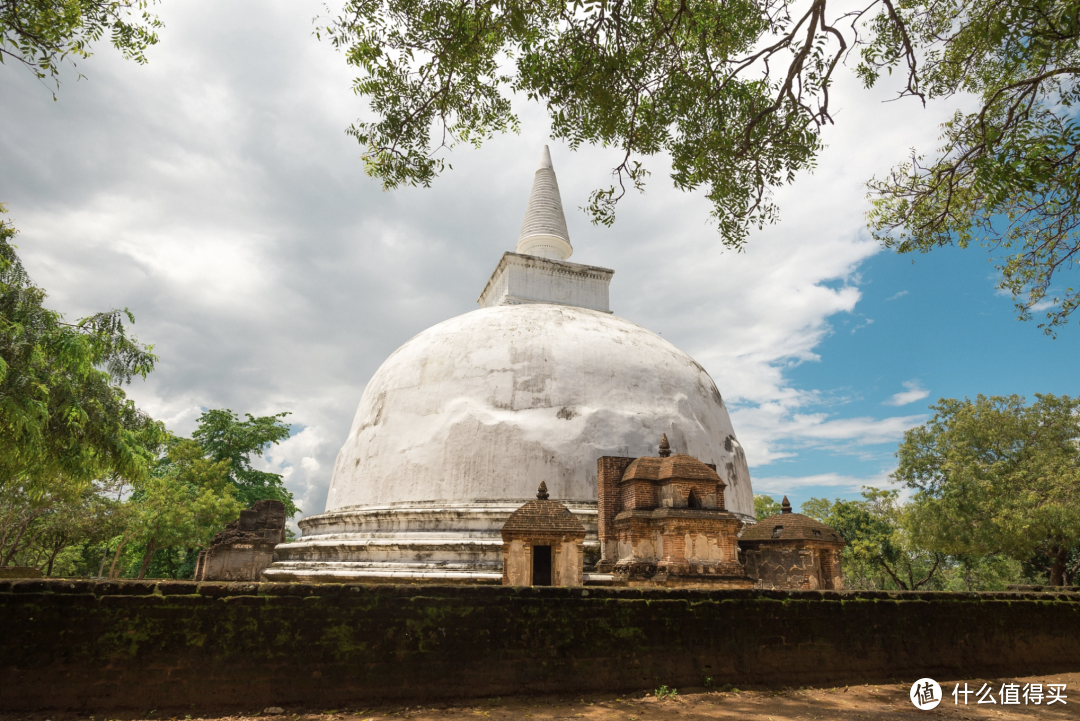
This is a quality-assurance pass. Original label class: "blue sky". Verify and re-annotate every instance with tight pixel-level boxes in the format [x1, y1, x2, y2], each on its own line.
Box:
[752, 242, 1080, 510]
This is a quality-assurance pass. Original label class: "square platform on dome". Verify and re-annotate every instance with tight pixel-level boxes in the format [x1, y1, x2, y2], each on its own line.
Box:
[477, 252, 614, 312]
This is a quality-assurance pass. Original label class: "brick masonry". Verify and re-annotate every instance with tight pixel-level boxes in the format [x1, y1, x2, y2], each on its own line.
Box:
[2, 579, 1079, 712]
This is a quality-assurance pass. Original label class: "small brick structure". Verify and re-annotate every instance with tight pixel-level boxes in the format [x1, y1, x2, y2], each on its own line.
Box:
[501, 482, 586, 586]
[741, 496, 846, 590]
[194, 500, 287, 582]
[597, 434, 751, 588]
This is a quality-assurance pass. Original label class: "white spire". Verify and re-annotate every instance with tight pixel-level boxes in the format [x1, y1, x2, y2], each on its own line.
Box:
[516, 145, 573, 260]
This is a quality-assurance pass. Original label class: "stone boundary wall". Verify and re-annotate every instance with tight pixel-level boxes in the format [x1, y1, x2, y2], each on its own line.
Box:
[2, 579, 1079, 712]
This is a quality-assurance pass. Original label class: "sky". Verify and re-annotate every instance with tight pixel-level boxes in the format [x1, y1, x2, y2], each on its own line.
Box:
[2, 0, 1077, 522]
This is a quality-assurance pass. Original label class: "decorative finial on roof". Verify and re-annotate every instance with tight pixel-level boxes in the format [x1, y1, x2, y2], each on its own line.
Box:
[516, 145, 573, 261]
[536, 481, 550, 500]
[781, 496, 792, 514]
[658, 433, 671, 458]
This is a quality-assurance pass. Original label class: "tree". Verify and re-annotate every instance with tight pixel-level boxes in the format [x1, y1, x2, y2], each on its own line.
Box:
[863, 0, 1080, 332]
[118, 437, 240, 579]
[322, 0, 1079, 326]
[0, 480, 124, 574]
[807, 488, 943, 590]
[895, 394, 1080, 585]
[192, 408, 299, 516]
[754, 494, 782, 519]
[0, 211, 166, 502]
[1, 0, 162, 88]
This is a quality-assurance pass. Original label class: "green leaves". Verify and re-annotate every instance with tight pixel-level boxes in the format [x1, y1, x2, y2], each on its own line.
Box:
[804, 489, 945, 590]
[325, 0, 1079, 323]
[753, 493, 781, 519]
[894, 394, 1080, 584]
[0, 214, 297, 575]
[863, 0, 1080, 330]
[323, 0, 834, 249]
[192, 408, 299, 517]
[0, 210, 166, 499]
[1, 0, 162, 89]
[127, 438, 242, 578]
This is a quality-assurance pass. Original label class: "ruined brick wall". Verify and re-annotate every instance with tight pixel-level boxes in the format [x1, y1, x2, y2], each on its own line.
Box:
[743, 543, 839, 590]
[620, 478, 659, 513]
[2, 579, 1079, 712]
[596, 456, 634, 566]
[195, 500, 287, 582]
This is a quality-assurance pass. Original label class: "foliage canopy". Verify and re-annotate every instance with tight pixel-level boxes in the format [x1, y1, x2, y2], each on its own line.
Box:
[0, 210, 165, 498]
[895, 394, 1080, 585]
[323, 0, 1080, 326]
[192, 408, 298, 517]
[804, 488, 944, 590]
[753, 494, 782, 519]
[117, 437, 241, 578]
[1, 0, 161, 87]
[864, 0, 1080, 332]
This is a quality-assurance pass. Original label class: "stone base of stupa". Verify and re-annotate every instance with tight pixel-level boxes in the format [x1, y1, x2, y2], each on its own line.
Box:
[264, 499, 601, 584]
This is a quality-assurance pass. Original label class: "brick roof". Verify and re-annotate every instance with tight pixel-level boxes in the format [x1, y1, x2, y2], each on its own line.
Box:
[741, 511, 845, 543]
[502, 499, 586, 536]
[620, 454, 725, 487]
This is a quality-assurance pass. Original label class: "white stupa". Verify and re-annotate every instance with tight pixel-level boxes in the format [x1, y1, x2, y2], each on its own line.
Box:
[265, 147, 754, 583]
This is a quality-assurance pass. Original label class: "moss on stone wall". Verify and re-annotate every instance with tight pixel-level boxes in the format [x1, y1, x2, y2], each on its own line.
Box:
[1, 579, 1078, 712]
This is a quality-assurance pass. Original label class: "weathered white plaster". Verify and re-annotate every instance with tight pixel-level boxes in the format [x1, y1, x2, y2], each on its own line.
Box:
[559, 540, 583, 586]
[477, 252, 613, 312]
[266, 499, 597, 583]
[324, 303, 753, 514]
[269, 303, 754, 582]
[506, 539, 528, 585]
[686, 533, 724, 562]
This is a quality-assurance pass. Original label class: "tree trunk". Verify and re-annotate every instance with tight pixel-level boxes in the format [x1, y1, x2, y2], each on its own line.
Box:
[108, 534, 130, 579]
[1049, 545, 1068, 586]
[912, 554, 943, 590]
[45, 538, 66, 577]
[878, 559, 911, 590]
[137, 543, 158, 580]
[1067, 556, 1080, 586]
[0, 516, 33, 566]
[97, 542, 111, 578]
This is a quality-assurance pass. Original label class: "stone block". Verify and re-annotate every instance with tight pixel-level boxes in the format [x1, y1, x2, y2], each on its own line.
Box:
[195, 500, 287, 582]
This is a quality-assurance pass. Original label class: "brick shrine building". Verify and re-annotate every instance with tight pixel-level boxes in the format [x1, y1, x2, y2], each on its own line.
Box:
[740, 496, 846, 590]
[501, 482, 586, 586]
[596, 435, 752, 588]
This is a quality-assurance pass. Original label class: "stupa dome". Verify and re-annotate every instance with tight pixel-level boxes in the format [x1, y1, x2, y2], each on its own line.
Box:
[325, 303, 753, 515]
[265, 146, 753, 583]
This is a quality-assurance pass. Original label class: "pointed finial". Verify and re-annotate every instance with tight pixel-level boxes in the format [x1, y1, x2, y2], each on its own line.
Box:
[516, 145, 573, 260]
[536, 481, 550, 500]
[539, 144, 553, 169]
[658, 433, 671, 458]
[781, 496, 792, 514]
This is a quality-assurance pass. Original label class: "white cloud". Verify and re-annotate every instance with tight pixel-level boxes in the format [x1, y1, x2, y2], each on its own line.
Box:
[884, 380, 931, 407]
[886, 290, 909, 301]
[0, 0, 962, 518]
[751, 470, 896, 494]
[732, 403, 926, 467]
[850, 317, 875, 334]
